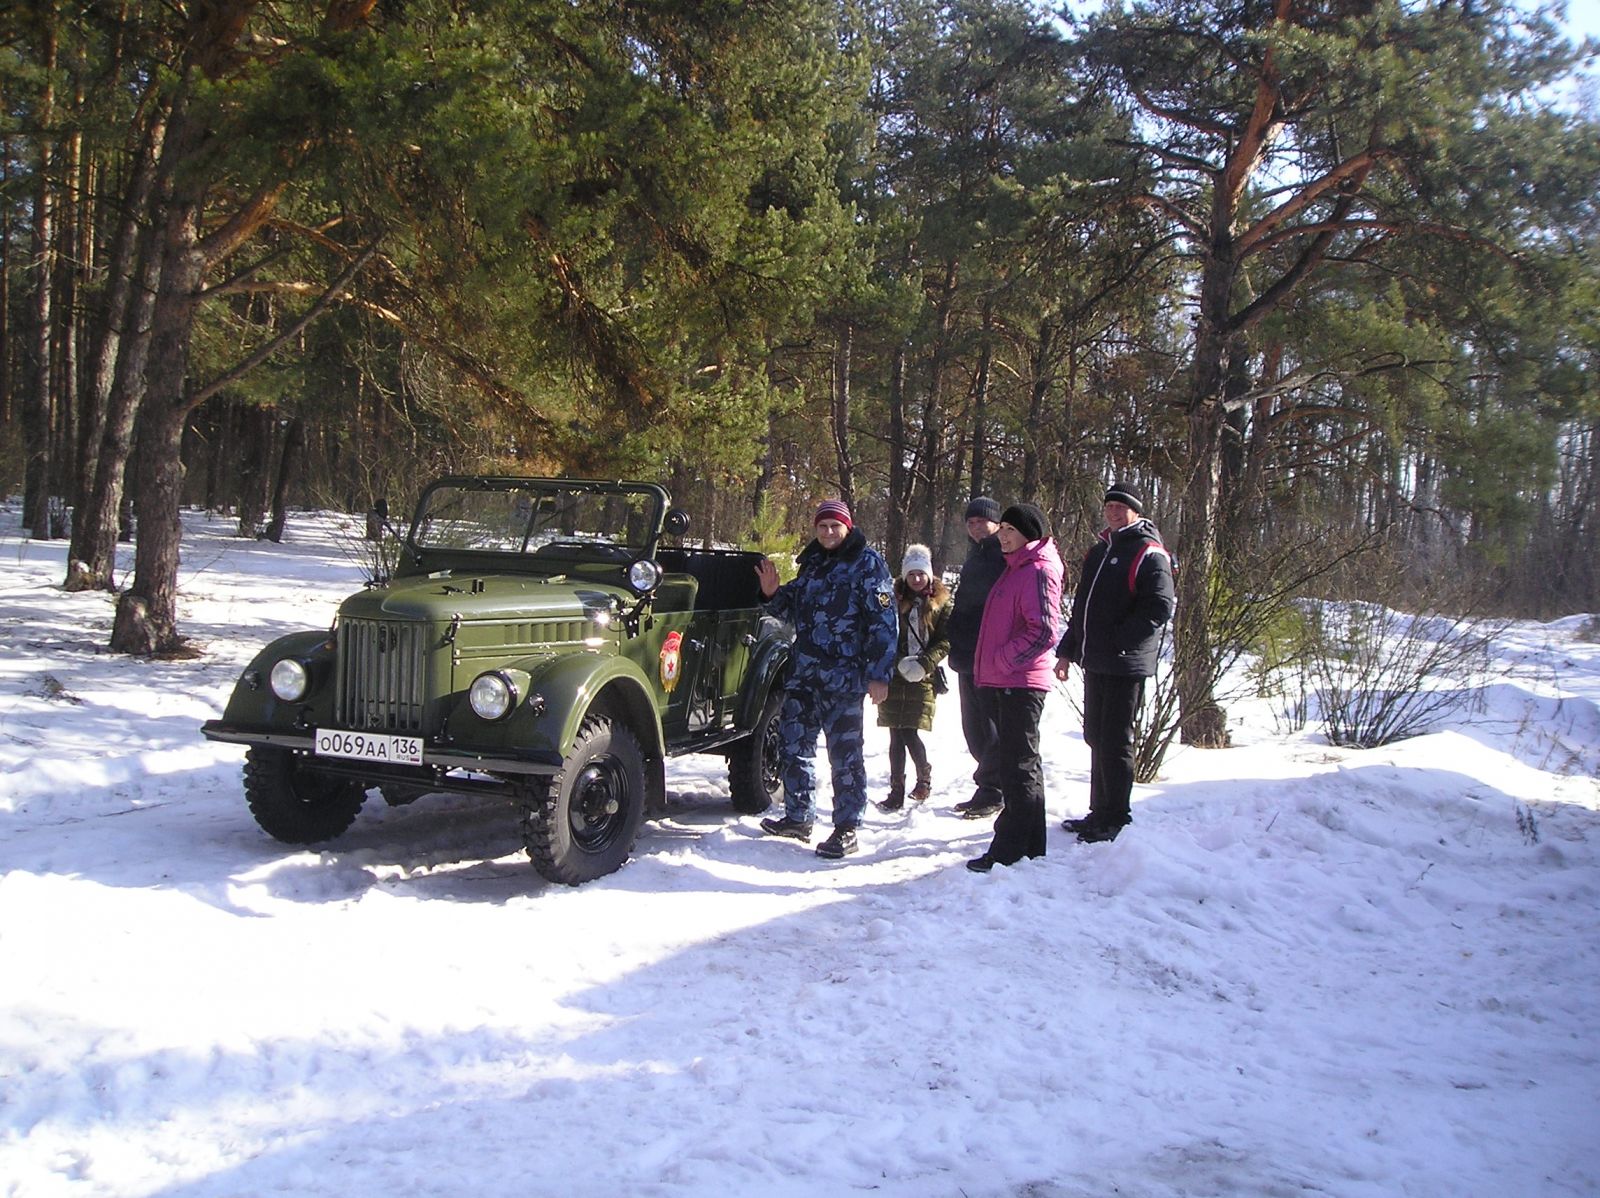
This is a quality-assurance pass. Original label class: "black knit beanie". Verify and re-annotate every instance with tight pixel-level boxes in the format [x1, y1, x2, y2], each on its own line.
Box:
[963, 496, 1002, 523]
[1103, 482, 1145, 514]
[999, 502, 1047, 543]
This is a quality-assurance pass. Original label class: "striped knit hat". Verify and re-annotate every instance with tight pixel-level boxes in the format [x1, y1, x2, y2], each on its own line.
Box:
[813, 499, 853, 528]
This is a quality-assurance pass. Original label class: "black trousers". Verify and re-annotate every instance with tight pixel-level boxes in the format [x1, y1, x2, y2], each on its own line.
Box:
[981, 686, 1048, 864]
[956, 669, 1003, 801]
[1083, 671, 1145, 826]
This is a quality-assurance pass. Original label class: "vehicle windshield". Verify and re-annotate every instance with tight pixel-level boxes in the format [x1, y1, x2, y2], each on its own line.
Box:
[408, 479, 665, 558]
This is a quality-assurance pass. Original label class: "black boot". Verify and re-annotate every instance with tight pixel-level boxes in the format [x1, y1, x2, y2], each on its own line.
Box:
[815, 825, 859, 859]
[1076, 819, 1128, 844]
[954, 788, 1002, 817]
[876, 776, 906, 813]
[760, 815, 815, 842]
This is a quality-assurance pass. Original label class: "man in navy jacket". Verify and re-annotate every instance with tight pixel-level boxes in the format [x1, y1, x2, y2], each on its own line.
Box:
[946, 497, 1008, 818]
[1054, 483, 1175, 843]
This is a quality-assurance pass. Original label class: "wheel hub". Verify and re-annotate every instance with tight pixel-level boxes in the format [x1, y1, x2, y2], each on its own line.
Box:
[572, 760, 623, 847]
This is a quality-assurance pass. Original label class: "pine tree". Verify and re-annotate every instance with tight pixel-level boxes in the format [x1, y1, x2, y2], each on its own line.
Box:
[1076, 0, 1600, 742]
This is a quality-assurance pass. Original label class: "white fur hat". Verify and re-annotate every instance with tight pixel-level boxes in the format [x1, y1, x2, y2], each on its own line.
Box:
[901, 543, 933, 578]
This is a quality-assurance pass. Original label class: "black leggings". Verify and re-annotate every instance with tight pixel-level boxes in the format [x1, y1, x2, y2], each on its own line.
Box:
[887, 727, 929, 780]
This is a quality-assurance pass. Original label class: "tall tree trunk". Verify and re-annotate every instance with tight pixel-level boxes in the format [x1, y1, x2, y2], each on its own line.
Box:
[1048, 335, 1079, 523]
[916, 258, 960, 540]
[67, 108, 167, 591]
[1021, 318, 1054, 503]
[196, 401, 226, 510]
[111, 177, 205, 655]
[969, 332, 990, 502]
[885, 341, 909, 558]
[236, 404, 276, 537]
[1215, 325, 1253, 565]
[970, 308, 994, 501]
[937, 431, 968, 576]
[264, 414, 305, 542]
[0, 136, 12, 425]
[56, 111, 85, 536]
[23, 13, 58, 539]
[830, 321, 855, 511]
[1173, 311, 1230, 747]
[1235, 339, 1281, 551]
[112, 394, 192, 655]
[1549, 416, 1597, 612]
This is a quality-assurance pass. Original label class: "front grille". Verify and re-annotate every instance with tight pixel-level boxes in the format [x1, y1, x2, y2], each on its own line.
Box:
[337, 618, 428, 733]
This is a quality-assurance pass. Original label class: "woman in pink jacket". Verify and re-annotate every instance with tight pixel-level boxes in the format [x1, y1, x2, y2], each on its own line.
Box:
[967, 503, 1064, 872]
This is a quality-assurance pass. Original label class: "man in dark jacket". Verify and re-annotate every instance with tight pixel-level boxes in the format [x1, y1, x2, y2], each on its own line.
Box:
[1054, 483, 1175, 843]
[945, 497, 1009, 818]
[754, 499, 898, 860]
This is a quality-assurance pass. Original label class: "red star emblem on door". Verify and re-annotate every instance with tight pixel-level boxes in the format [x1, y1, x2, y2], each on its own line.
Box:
[660, 630, 683, 692]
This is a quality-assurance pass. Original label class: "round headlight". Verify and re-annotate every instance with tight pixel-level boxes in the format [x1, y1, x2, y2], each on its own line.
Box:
[469, 671, 517, 721]
[269, 658, 308, 701]
[628, 558, 663, 595]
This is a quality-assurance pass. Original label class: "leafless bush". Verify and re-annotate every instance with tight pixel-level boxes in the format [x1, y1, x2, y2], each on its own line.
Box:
[329, 510, 404, 588]
[1129, 529, 1379, 782]
[1281, 535, 1508, 749]
[1298, 599, 1498, 747]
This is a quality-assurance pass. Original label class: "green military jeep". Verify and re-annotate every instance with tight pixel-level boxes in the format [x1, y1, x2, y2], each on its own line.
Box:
[202, 475, 790, 885]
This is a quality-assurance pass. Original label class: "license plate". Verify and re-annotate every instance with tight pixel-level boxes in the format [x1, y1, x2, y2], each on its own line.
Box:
[313, 729, 424, 766]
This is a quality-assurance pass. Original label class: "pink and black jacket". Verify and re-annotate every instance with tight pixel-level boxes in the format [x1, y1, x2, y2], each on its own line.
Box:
[974, 537, 1064, 691]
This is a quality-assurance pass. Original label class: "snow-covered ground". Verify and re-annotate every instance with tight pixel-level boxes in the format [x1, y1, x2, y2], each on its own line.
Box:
[2, 506, 1597, 1198]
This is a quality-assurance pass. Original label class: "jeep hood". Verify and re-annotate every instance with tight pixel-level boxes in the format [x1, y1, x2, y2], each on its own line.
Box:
[338, 573, 628, 623]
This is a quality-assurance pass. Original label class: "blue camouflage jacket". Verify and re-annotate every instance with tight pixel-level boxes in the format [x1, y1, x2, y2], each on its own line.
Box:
[765, 528, 898, 693]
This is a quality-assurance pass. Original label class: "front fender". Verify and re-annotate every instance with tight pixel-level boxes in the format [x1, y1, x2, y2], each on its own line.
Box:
[215, 629, 338, 731]
[446, 652, 666, 765]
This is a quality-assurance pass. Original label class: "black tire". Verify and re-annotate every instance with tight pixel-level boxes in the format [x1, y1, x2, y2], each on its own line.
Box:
[242, 746, 366, 844]
[728, 687, 785, 815]
[521, 715, 646, 885]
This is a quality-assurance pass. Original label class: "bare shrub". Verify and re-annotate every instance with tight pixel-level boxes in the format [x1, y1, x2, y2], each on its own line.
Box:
[1130, 529, 1379, 783]
[1288, 541, 1505, 748]
[329, 507, 404, 588]
[1300, 601, 1497, 747]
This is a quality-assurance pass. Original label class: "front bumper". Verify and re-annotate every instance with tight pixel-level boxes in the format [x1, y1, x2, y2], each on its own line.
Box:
[200, 720, 562, 778]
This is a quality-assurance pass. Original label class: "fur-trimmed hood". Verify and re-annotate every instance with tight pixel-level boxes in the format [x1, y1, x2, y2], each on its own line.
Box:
[894, 575, 951, 619]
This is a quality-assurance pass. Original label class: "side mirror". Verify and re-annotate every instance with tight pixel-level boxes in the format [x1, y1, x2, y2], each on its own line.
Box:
[663, 508, 691, 537]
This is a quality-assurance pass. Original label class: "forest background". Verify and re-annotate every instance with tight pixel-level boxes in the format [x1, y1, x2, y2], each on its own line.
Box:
[1, 0, 1597, 750]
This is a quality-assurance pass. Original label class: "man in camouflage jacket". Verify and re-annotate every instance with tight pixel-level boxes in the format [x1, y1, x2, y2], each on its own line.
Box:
[754, 499, 898, 859]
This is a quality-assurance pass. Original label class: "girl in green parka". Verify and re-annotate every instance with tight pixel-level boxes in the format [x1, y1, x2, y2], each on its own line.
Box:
[876, 544, 952, 811]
